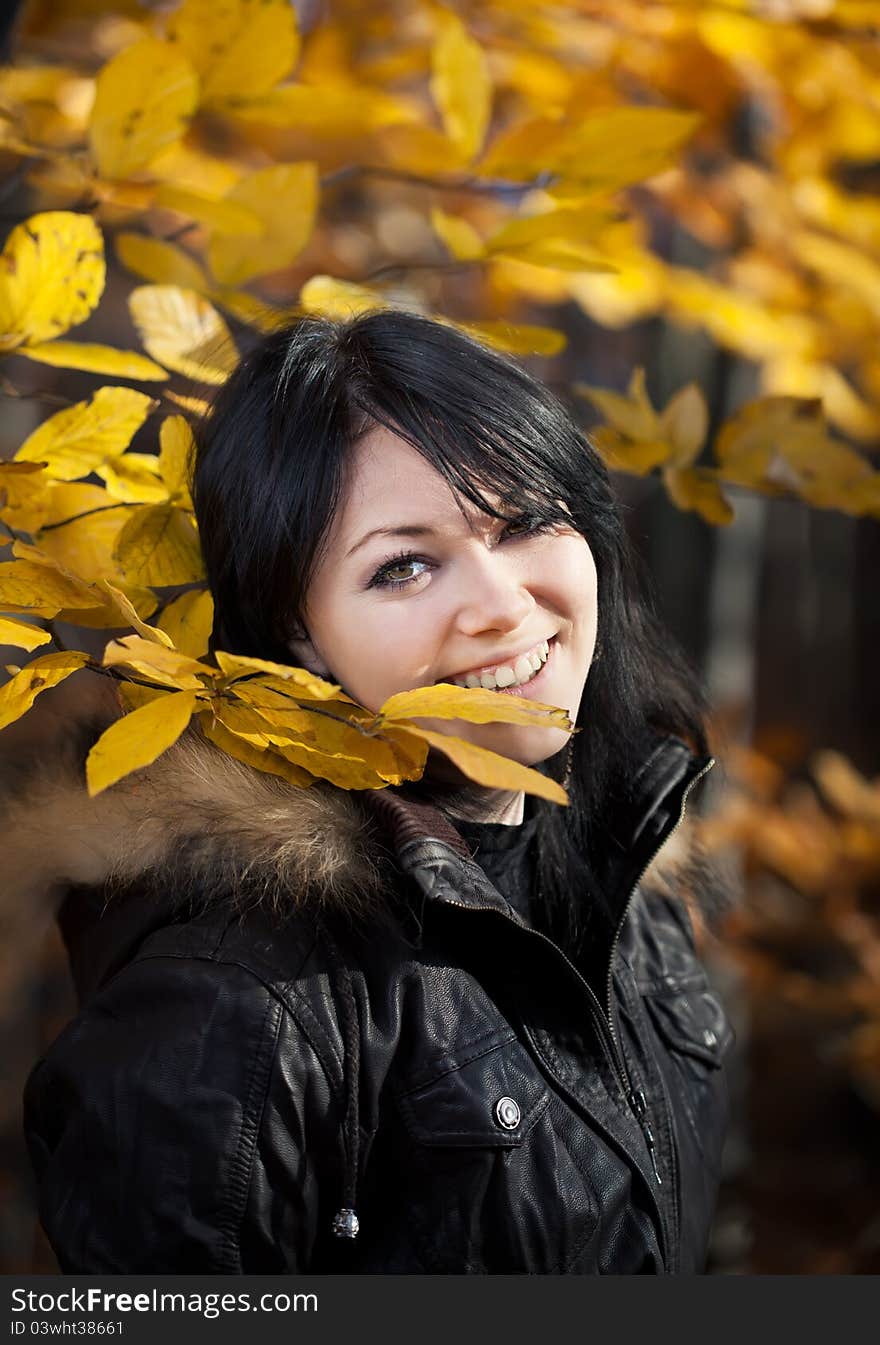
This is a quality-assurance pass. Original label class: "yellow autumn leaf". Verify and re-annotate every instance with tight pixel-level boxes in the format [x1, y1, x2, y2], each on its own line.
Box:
[486, 204, 617, 254]
[0, 650, 90, 731]
[378, 122, 471, 176]
[226, 681, 337, 723]
[199, 711, 314, 788]
[268, 735, 404, 791]
[156, 588, 213, 659]
[493, 238, 614, 273]
[102, 633, 214, 689]
[0, 462, 52, 534]
[576, 368, 661, 442]
[589, 427, 670, 476]
[479, 114, 570, 181]
[113, 503, 204, 586]
[452, 318, 566, 356]
[208, 286, 287, 333]
[208, 162, 319, 286]
[117, 681, 166, 712]
[98, 453, 167, 505]
[298, 275, 386, 320]
[663, 467, 734, 526]
[18, 340, 167, 381]
[96, 580, 174, 647]
[659, 384, 708, 468]
[89, 38, 199, 180]
[152, 183, 262, 236]
[811, 751, 880, 826]
[293, 710, 428, 786]
[164, 391, 211, 417]
[86, 689, 198, 796]
[116, 232, 210, 290]
[0, 556, 103, 616]
[128, 286, 238, 385]
[430, 11, 492, 162]
[0, 616, 51, 651]
[158, 415, 195, 507]
[214, 699, 314, 745]
[714, 397, 825, 484]
[483, 107, 700, 187]
[15, 387, 154, 482]
[214, 650, 343, 700]
[56, 584, 160, 630]
[34, 483, 131, 580]
[167, 0, 300, 105]
[762, 356, 880, 444]
[400, 726, 568, 804]
[0, 212, 104, 352]
[230, 83, 418, 134]
[380, 682, 571, 731]
[430, 208, 485, 261]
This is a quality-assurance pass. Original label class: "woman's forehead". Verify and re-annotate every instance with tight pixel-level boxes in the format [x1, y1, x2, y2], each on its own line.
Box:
[334, 427, 508, 541]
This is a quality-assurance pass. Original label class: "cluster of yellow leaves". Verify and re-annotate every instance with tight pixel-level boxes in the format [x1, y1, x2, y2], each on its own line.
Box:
[0, 588, 572, 803]
[0, 0, 719, 361]
[5, 0, 879, 440]
[0, 0, 877, 398]
[579, 371, 880, 523]
[0, 212, 166, 380]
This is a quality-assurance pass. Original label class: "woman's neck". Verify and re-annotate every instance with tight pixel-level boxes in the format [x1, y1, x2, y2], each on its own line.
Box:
[409, 747, 526, 824]
[438, 787, 525, 825]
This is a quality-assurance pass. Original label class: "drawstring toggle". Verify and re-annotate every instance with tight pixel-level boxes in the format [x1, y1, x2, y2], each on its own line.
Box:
[331, 1207, 360, 1239]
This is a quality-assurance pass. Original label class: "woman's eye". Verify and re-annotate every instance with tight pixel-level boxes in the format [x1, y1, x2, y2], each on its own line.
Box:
[369, 553, 430, 590]
[505, 514, 536, 535]
[505, 513, 552, 537]
[369, 516, 553, 591]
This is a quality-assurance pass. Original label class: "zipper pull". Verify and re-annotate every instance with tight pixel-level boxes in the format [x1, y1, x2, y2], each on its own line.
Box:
[629, 1086, 662, 1185]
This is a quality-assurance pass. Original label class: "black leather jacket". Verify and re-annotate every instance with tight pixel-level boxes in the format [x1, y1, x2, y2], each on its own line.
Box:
[23, 730, 732, 1274]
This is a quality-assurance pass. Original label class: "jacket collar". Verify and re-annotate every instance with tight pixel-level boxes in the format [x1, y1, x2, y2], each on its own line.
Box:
[364, 735, 715, 923]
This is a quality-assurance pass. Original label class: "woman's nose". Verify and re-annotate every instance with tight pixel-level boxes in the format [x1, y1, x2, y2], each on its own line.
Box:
[453, 551, 535, 635]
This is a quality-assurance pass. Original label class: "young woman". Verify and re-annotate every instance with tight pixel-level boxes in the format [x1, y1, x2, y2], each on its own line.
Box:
[22, 310, 733, 1273]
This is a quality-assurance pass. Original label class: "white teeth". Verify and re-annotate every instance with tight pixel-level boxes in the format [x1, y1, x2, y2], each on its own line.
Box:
[450, 636, 553, 689]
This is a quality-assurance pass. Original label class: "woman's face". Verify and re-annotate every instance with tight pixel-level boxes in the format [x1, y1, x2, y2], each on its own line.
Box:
[291, 425, 599, 768]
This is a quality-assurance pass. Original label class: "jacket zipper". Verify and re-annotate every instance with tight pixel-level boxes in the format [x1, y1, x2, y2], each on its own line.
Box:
[432, 754, 715, 1262]
[603, 756, 716, 1190]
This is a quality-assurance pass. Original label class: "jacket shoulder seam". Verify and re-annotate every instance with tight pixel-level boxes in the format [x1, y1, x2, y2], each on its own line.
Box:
[127, 949, 346, 1107]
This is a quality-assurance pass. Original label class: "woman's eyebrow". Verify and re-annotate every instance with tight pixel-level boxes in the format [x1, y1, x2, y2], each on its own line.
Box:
[346, 506, 507, 560]
[345, 524, 437, 560]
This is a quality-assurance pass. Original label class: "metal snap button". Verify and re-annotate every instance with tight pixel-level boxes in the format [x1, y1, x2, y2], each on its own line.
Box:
[702, 1028, 717, 1047]
[494, 1096, 521, 1129]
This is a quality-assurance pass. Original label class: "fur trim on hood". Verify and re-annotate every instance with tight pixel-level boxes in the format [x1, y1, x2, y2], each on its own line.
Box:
[3, 721, 389, 920]
[0, 715, 730, 1011]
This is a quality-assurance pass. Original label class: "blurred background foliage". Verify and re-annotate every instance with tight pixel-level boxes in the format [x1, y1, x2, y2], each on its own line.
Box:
[0, 0, 879, 1273]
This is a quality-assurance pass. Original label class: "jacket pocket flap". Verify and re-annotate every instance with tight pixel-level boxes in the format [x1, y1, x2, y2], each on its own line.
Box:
[397, 1036, 551, 1148]
[644, 989, 734, 1067]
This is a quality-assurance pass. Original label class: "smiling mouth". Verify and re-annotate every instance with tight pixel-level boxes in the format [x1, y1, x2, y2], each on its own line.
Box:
[437, 636, 556, 691]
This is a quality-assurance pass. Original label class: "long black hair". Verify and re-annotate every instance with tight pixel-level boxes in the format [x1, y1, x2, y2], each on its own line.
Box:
[192, 309, 710, 960]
